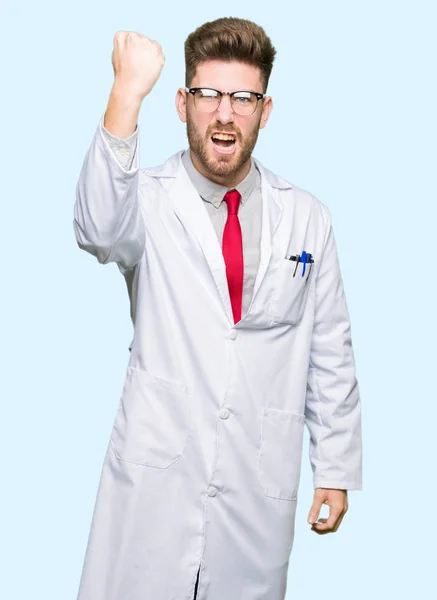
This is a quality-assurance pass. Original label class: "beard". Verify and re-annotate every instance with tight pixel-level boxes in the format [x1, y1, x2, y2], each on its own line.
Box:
[186, 111, 262, 180]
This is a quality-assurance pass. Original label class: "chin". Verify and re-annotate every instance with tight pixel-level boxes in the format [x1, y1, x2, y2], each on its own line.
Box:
[207, 157, 239, 178]
[209, 148, 239, 167]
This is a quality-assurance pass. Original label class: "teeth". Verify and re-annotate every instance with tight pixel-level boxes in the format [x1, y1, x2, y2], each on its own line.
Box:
[212, 133, 235, 141]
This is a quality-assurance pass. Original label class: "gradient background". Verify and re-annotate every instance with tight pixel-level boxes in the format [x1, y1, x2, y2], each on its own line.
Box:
[1, 1, 436, 598]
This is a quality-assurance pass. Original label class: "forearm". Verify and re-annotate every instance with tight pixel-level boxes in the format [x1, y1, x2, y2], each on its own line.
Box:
[103, 81, 143, 138]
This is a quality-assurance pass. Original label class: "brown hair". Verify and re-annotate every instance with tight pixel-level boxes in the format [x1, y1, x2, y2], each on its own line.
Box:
[184, 17, 277, 93]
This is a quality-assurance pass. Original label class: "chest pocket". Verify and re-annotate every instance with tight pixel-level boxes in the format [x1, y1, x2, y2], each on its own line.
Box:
[269, 257, 314, 325]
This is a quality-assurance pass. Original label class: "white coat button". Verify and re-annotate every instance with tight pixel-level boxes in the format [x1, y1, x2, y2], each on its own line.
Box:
[207, 486, 218, 497]
[220, 408, 230, 419]
[119, 147, 127, 155]
[228, 330, 238, 340]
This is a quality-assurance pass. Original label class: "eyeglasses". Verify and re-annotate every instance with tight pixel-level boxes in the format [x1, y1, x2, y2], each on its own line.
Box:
[185, 87, 265, 116]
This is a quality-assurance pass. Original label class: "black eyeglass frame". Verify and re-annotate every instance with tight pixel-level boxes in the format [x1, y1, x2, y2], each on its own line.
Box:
[185, 87, 265, 114]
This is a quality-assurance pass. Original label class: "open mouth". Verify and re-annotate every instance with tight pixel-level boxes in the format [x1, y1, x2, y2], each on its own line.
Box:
[211, 132, 236, 148]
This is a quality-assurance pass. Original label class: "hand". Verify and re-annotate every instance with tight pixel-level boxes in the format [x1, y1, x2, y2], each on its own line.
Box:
[111, 31, 165, 101]
[307, 488, 348, 535]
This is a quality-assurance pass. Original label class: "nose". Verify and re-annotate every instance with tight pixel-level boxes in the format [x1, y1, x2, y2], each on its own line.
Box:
[215, 94, 234, 124]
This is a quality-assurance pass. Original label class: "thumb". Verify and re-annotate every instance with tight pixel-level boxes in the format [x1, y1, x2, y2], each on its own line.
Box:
[308, 495, 323, 524]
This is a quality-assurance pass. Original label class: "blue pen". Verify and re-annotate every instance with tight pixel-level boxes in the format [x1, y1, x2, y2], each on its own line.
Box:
[300, 251, 307, 276]
[306, 253, 313, 281]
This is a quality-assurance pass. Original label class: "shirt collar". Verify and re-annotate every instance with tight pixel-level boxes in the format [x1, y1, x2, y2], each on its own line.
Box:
[181, 149, 258, 208]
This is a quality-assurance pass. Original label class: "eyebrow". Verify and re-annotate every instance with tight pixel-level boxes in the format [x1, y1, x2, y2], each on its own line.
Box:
[196, 87, 261, 93]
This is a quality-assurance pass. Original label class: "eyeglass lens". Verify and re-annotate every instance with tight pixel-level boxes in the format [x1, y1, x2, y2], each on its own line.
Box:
[193, 89, 259, 115]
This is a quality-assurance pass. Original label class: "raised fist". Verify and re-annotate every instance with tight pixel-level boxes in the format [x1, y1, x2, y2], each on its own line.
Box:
[111, 31, 165, 100]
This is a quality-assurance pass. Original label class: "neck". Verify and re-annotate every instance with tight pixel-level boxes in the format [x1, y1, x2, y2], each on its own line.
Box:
[190, 150, 251, 188]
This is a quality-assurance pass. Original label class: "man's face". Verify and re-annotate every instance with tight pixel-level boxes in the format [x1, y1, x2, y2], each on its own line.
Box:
[176, 60, 272, 183]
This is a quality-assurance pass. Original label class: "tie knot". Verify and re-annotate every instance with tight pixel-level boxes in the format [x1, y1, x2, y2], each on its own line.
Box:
[223, 189, 242, 215]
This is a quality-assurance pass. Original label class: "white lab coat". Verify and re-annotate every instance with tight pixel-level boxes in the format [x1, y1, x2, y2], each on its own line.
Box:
[73, 117, 362, 600]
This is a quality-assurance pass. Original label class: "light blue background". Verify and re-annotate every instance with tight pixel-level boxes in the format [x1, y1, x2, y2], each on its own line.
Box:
[1, 1, 436, 598]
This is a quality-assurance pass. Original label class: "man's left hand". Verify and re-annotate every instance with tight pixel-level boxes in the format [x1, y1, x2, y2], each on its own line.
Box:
[307, 488, 348, 534]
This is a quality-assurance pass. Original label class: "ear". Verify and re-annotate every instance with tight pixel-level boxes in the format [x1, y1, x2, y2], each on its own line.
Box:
[176, 87, 188, 123]
[259, 96, 273, 130]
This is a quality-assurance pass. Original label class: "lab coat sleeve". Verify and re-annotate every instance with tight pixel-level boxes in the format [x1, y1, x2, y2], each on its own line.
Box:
[304, 204, 363, 491]
[73, 113, 146, 269]
[100, 121, 138, 171]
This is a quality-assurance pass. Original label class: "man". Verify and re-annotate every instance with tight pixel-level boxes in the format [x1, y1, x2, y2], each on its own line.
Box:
[73, 17, 363, 600]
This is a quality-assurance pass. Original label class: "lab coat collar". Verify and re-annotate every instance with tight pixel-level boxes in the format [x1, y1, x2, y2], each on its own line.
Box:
[142, 151, 291, 325]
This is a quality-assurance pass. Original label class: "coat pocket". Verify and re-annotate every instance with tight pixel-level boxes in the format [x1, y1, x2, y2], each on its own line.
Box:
[269, 259, 314, 325]
[257, 408, 306, 501]
[110, 366, 192, 468]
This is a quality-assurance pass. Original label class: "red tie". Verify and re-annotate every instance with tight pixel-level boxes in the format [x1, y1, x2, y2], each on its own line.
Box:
[222, 190, 243, 324]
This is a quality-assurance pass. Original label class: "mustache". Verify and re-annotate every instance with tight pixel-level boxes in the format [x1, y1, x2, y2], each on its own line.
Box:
[207, 127, 239, 137]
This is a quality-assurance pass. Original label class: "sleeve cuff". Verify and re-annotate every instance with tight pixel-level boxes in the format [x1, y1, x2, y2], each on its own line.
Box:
[98, 113, 139, 173]
[314, 480, 363, 491]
